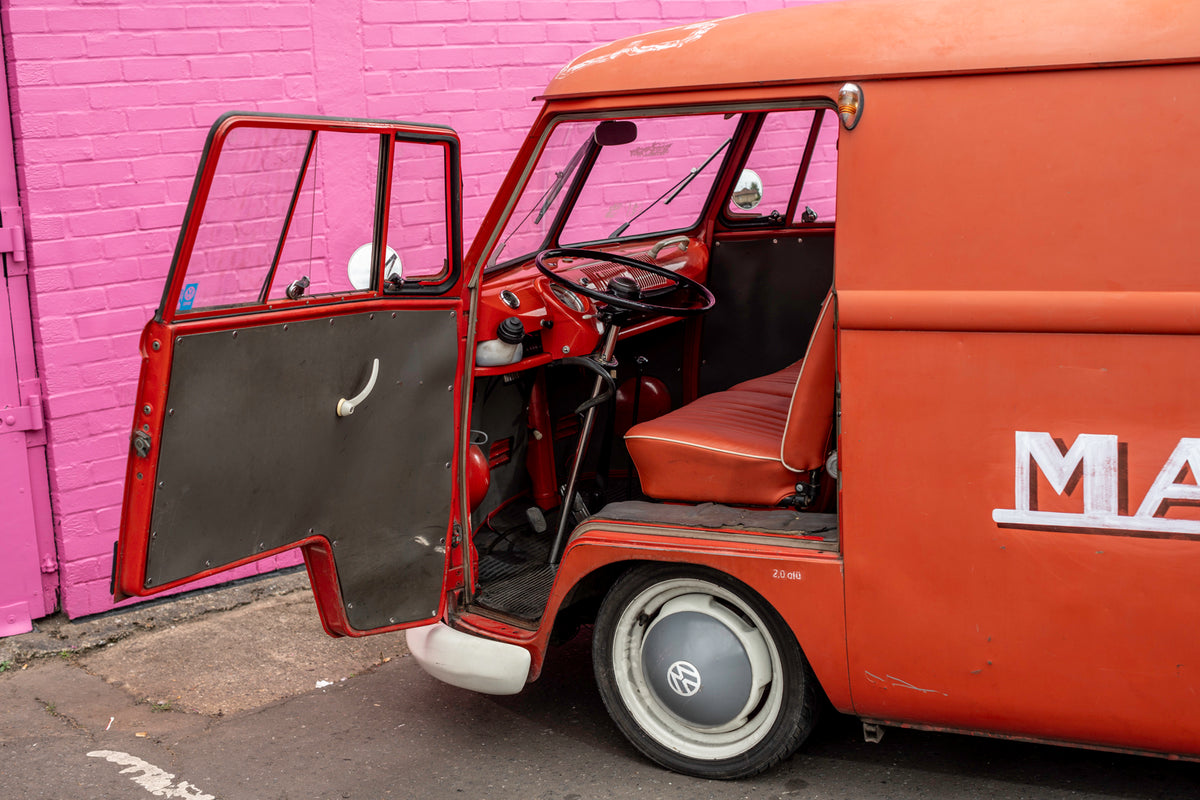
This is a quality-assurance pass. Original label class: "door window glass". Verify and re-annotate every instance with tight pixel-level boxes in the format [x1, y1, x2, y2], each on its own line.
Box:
[266, 131, 379, 302]
[185, 126, 313, 311]
[386, 139, 451, 282]
[172, 119, 457, 317]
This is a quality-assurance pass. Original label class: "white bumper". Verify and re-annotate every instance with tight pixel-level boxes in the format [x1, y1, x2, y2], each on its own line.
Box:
[406, 622, 531, 696]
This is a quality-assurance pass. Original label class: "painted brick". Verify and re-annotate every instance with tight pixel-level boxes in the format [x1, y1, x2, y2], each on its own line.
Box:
[9, 33, 87, 61]
[86, 33, 157, 59]
[415, 3, 468, 22]
[13, 61, 51, 86]
[89, 83, 159, 109]
[53, 59, 124, 86]
[66, 208, 139, 238]
[362, 2, 417, 24]
[43, 386, 119, 420]
[40, 339, 117, 368]
[186, 54, 254, 79]
[75, 307, 151, 339]
[118, 6, 188, 31]
[10, 86, 91, 115]
[47, 7, 121, 33]
[247, 4, 313, 27]
[186, 6, 251, 28]
[154, 31, 221, 55]
[55, 110, 128, 136]
[21, 136, 94, 166]
[4, 7, 47, 33]
[61, 161, 135, 188]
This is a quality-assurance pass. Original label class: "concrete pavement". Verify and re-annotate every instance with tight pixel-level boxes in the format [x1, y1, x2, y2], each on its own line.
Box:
[2, 571, 1198, 800]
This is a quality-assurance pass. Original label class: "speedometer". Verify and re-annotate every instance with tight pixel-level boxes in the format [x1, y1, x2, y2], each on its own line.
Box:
[548, 283, 585, 313]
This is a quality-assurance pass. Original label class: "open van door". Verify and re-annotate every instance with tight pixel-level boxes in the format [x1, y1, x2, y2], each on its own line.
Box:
[112, 113, 466, 636]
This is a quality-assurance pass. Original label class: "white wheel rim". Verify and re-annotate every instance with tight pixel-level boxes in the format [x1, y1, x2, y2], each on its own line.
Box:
[610, 578, 785, 762]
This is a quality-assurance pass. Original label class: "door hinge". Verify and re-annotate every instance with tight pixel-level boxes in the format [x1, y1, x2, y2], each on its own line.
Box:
[0, 223, 26, 271]
[1, 394, 43, 433]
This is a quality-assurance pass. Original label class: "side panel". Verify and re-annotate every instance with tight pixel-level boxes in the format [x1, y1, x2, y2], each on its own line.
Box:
[836, 64, 1200, 753]
[840, 330, 1200, 754]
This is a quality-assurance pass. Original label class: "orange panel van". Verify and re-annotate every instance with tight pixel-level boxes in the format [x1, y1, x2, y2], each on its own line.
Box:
[112, 0, 1200, 778]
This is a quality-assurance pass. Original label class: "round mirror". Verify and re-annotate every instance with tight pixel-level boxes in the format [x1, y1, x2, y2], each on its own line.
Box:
[347, 242, 401, 290]
[730, 169, 763, 211]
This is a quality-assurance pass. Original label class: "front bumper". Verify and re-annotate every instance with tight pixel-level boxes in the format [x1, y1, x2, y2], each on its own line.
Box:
[407, 621, 531, 695]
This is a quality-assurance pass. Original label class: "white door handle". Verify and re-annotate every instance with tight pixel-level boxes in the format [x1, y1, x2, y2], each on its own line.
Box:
[336, 358, 380, 417]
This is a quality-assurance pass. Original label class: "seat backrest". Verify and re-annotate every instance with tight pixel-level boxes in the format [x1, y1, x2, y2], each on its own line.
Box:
[780, 290, 836, 472]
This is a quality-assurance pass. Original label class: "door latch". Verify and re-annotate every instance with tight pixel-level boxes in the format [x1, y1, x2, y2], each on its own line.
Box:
[132, 429, 152, 458]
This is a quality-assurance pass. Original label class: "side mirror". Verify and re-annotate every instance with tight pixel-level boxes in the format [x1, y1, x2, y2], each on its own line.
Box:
[347, 242, 402, 291]
[730, 169, 763, 211]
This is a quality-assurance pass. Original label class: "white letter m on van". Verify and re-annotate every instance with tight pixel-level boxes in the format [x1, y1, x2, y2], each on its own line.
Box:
[992, 431, 1200, 537]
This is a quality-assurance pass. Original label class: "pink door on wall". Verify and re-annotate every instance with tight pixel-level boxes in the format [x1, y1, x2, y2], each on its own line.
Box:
[0, 49, 57, 636]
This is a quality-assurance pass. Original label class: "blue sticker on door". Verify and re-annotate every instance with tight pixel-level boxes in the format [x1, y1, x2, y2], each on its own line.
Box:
[178, 283, 198, 311]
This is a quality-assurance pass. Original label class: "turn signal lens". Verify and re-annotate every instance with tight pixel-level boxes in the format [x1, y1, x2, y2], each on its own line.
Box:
[837, 82, 863, 130]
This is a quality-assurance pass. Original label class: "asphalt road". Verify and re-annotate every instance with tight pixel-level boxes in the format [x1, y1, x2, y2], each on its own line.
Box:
[3, 622, 1198, 800]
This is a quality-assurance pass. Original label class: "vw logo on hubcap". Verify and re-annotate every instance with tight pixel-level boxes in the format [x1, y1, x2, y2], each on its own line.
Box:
[666, 660, 702, 697]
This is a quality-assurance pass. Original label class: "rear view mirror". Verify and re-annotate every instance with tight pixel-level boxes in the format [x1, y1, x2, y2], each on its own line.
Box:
[594, 120, 637, 147]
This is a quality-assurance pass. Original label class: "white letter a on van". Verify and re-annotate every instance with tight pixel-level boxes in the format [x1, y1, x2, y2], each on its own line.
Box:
[1135, 438, 1200, 519]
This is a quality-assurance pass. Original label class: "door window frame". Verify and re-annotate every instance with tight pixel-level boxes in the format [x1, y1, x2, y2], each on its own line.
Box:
[157, 112, 463, 325]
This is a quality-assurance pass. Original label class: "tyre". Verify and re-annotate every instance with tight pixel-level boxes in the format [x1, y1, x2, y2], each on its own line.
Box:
[592, 564, 818, 779]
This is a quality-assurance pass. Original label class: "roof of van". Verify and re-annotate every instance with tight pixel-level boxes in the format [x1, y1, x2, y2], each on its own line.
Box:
[542, 0, 1199, 99]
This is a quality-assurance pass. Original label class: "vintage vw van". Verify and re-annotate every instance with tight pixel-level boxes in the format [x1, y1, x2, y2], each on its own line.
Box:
[113, 0, 1200, 779]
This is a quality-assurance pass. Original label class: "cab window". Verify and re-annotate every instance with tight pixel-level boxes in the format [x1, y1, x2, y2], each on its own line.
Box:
[725, 108, 838, 226]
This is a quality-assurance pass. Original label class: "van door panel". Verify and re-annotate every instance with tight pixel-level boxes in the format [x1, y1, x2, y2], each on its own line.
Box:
[141, 309, 458, 630]
[113, 113, 467, 635]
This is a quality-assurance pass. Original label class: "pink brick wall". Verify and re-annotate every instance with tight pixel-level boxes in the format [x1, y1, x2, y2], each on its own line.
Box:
[1, 0, 810, 618]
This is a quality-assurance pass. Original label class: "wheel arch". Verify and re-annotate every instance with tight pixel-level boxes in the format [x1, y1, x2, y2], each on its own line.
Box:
[542, 533, 850, 710]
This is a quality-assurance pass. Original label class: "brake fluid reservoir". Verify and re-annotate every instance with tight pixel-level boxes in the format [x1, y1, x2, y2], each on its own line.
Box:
[475, 316, 525, 367]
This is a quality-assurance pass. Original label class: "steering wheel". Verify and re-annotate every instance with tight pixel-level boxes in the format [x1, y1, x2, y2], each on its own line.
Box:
[535, 247, 715, 317]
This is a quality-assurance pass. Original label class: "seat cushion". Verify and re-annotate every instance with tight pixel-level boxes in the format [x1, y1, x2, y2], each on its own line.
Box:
[625, 389, 801, 506]
[729, 358, 803, 397]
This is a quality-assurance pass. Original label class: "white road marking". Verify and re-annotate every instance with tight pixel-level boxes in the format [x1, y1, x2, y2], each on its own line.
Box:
[86, 750, 215, 799]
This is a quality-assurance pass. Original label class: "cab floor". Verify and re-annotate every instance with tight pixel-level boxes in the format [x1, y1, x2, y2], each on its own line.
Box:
[474, 504, 560, 621]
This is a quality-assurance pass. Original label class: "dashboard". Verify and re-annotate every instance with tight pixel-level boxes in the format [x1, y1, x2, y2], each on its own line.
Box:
[472, 236, 708, 373]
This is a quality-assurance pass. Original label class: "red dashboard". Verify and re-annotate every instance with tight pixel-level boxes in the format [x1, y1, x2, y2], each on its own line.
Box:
[472, 237, 708, 374]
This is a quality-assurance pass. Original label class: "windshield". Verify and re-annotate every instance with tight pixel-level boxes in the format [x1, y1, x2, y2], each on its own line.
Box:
[491, 112, 740, 268]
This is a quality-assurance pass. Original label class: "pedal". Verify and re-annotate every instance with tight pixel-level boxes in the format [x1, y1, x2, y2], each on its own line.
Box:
[571, 492, 591, 524]
[525, 506, 548, 534]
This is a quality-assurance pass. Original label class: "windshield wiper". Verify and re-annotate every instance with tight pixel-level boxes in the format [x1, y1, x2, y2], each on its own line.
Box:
[535, 140, 590, 225]
[609, 137, 732, 239]
[488, 139, 592, 268]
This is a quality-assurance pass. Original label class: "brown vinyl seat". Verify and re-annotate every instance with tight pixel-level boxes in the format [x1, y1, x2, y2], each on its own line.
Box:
[625, 292, 836, 506]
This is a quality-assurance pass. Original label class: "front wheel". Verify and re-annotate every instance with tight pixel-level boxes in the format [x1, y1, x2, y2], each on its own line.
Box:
[592, 564, 818, 779]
